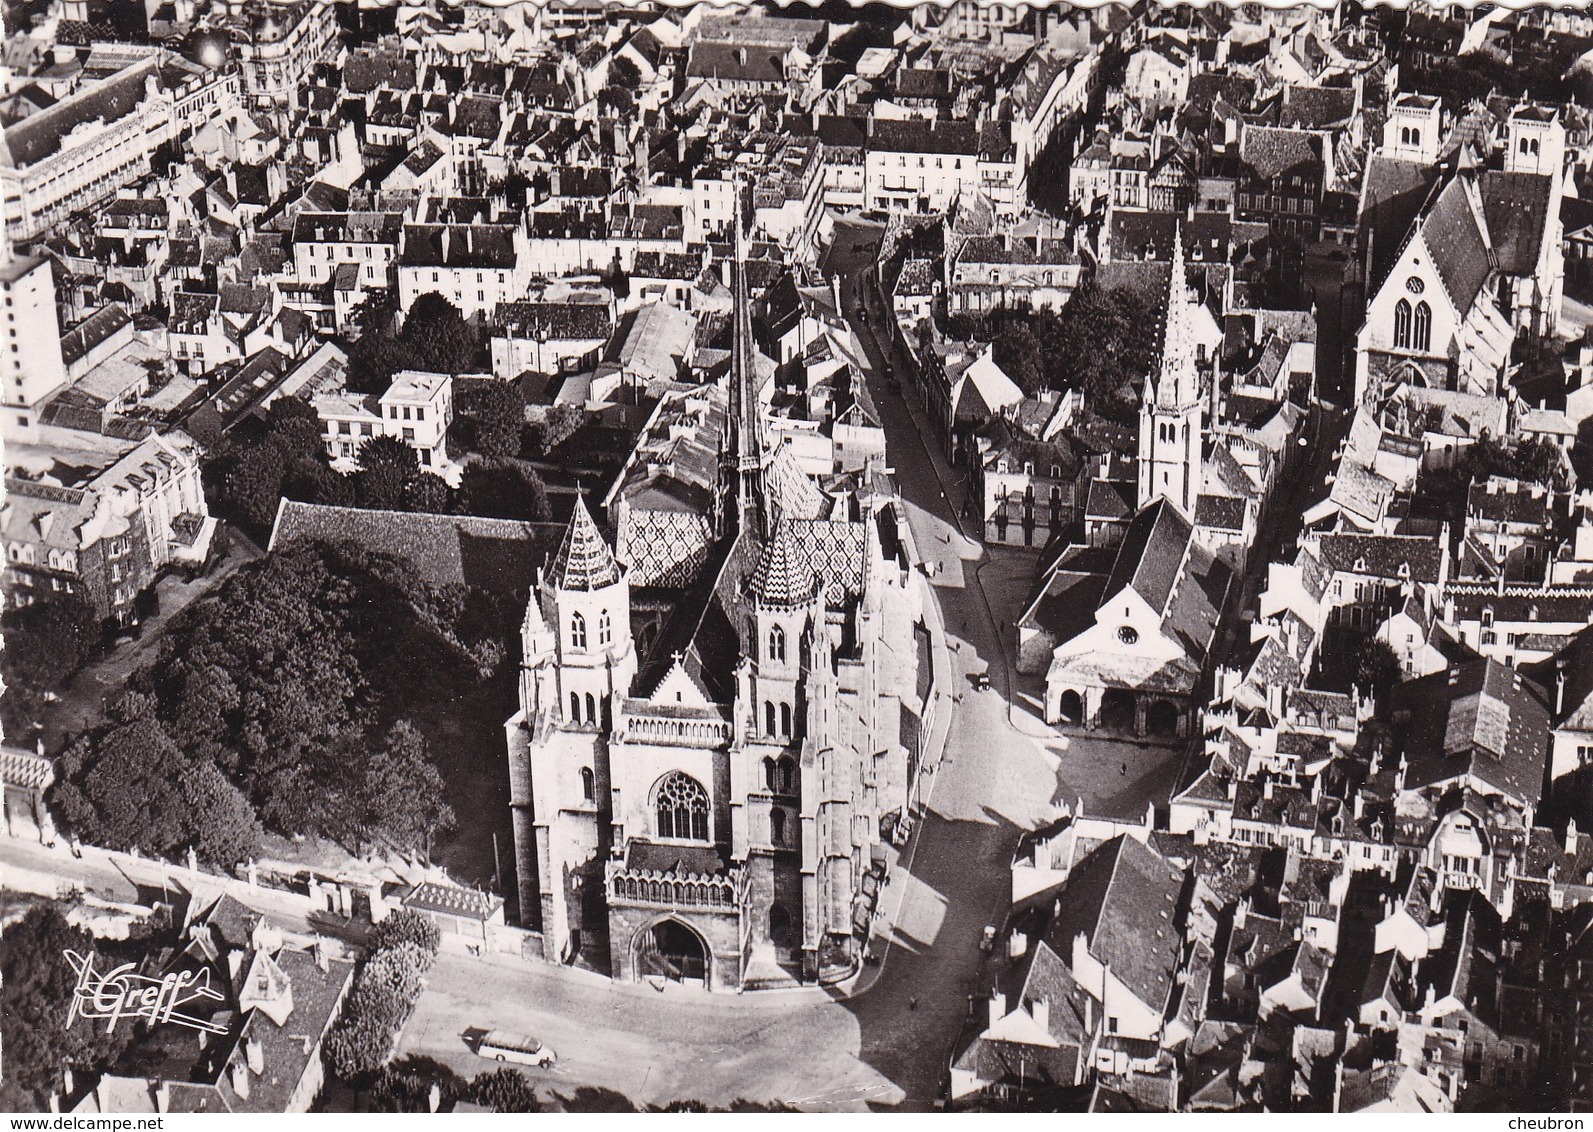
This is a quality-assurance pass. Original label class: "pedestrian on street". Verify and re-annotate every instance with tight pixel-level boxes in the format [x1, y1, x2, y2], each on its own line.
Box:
[1121, 762, 1127, 777]
[909, 996, 919, 1011]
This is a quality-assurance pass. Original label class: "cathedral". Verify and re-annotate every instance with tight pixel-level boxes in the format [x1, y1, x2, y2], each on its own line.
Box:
[503, 208, 938, 991]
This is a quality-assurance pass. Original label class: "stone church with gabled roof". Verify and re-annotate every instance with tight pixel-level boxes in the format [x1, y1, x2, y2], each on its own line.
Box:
[505, 192, 938, 991]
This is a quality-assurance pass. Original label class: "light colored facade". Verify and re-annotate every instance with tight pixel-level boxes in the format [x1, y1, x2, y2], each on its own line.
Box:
[0, 254, 66, 444]
[315, 370, 453, 475]
[0, 52, 229, 243]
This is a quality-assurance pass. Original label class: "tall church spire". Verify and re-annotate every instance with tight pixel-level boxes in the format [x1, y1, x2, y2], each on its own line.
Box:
[1137, 223, 1205, 517]
[1154, 224, 1200, 412]
[729, 176, 766, 539]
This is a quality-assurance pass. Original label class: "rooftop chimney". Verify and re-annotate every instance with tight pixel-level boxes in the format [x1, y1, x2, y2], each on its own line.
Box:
[988, 990, 1007, 1030]
[1569, 818, 1580, 858]
[1031, 997, 1050, 1033]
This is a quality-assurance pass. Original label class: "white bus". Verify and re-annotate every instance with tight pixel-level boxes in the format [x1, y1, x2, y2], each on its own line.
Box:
[478, 1030, 557, 1068]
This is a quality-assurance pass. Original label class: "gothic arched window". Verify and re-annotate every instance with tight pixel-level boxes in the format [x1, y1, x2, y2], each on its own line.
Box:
[598, 609, 611, 647]
[580, 766, 595, 802]
[655, 772, 710, 841]
[771, 808, 786, 845]
[1394, 299, 1412, 349]
[571, 611, 587, 650]
[763, 756, 777, 791]
[570, 691, 581, 722]
[766, 701, 777, 737]
[585, 693, 596, 725]
[780, 702, 793, 737]
[769, 623, 786, 663]
[774, 756, 795, 794]
[1412, 301, 1432, 353]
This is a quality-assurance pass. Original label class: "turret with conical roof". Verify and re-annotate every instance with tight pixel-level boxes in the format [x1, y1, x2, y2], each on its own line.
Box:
[532, 493, 635, 729]
[750, 527, 820, 609]
[548, 494, 623, 592]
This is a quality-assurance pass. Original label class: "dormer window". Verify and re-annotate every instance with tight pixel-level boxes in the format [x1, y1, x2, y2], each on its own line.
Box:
[1482, 607, 1494, 628]
[1398, 562, 1410, 579]
[1354, 557, 1367, 572]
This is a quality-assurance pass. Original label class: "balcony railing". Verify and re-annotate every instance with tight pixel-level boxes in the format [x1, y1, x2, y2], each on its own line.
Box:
[606, 859, 745, 910]
[615, 712, 732, 748]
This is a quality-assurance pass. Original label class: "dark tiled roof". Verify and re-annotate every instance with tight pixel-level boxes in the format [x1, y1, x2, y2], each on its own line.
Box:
[868, 117, 978, 156]
[1240, 125, 1322, 180]
[1392, 658, 1550, 805]
[1194, 494, 1246, 531]
[269, 500, 563, 596]
[4, 58, 156, 168]
[1318, 533, 1442, 582]
[1421, 176, 1493, 314]
[59, 303, 132, 367]
[1038, 836, 1185, 1015]
[1279, 84, 1356, 129]
[1480, 169, 1553, 277]
[493, 300, 612, 341]
[1102, 499, 1193, 615]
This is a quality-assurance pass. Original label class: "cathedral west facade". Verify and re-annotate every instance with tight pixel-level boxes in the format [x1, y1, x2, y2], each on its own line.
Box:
[503, 230, 940, 992]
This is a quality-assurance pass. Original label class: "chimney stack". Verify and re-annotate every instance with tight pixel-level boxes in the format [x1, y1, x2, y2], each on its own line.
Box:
[1569, 818, 1580, 858]
[1031, 997, 1050, 1032]
[988, 991, 1007, 1029]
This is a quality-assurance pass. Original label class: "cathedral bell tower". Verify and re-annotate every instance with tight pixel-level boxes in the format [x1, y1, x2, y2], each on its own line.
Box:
[523, 494, 637, 732]
[747, 532, 820, 746]
[1137, 227, 1205, 518]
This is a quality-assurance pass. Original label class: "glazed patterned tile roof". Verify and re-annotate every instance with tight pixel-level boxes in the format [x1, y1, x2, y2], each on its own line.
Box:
[548, 495, 623, 591]
[751, 527, 820, 607]
[779, 517, 866, 606]
[404, 882, 503, 920]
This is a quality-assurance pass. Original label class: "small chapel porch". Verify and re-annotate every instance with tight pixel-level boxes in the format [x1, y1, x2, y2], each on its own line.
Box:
[1045, 682, 1192, 743]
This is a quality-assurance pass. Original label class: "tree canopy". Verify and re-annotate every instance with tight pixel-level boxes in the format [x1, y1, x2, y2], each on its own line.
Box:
[1, 907, 129, 1110]
[348, 294, 482, 396]
[947, 281, 1159, 420]
[466, 381, 528, 460]
[53, 542, 493, 862]
[50, 720, 262, 866]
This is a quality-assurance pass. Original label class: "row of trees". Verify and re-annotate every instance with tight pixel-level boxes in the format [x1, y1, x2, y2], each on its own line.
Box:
[943, 281, 1160, 422]
[47, 541, 493, 864]
[324, 911, 442, 1083]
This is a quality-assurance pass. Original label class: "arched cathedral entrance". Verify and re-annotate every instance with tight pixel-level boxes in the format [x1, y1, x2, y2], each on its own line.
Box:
[635, 918, 708, 986]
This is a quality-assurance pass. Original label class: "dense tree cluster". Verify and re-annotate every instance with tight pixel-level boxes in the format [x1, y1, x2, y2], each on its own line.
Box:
[1, 907, 129, 1111]
[944, 281, 1159, 420]
[324, 915, 442, 1085]
[347, 293, 484, 396]
[52, 720, 261, 866]
[1, 589, 100, 737]
[1418, 434, 1566, 524]
[46, 542, 509, 864]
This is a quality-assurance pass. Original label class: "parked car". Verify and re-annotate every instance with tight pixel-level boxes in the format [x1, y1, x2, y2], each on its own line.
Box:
[478, 1030, 557, 1068]
[974, 672, 991, 691]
